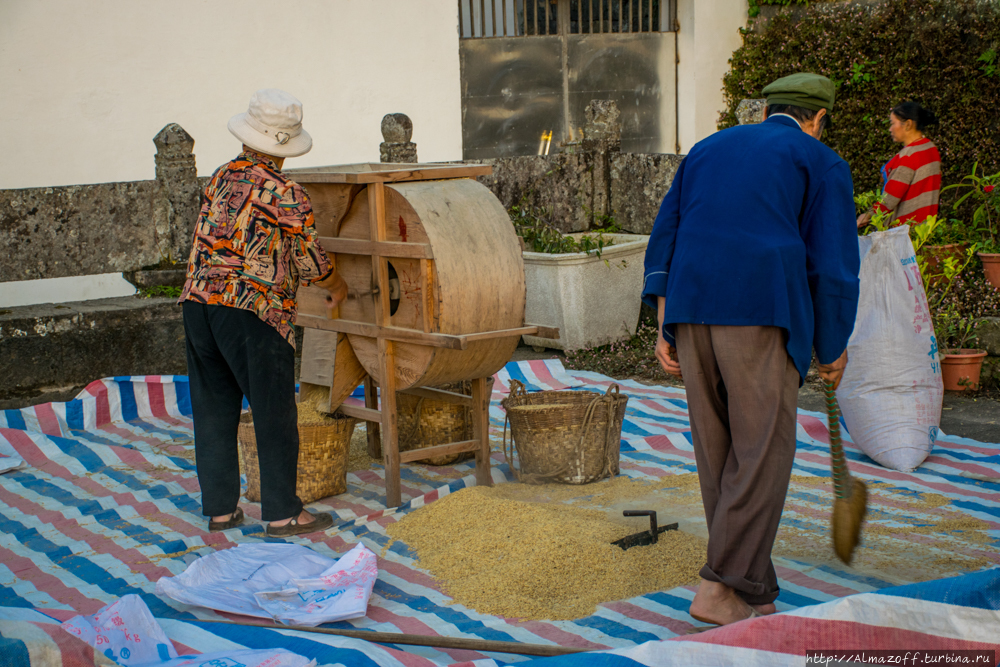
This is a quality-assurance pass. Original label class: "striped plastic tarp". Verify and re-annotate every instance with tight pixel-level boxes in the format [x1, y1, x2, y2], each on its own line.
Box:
[0, 360, 998, 667]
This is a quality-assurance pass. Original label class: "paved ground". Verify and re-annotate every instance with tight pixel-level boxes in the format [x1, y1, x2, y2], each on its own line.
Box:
[511, 345, 1000, 443]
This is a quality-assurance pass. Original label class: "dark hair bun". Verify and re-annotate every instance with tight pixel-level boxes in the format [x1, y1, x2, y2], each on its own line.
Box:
[892, 101, 938, 131]
[917, 106, 938, 128]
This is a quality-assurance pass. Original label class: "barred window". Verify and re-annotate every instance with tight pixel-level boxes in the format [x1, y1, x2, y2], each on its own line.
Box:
[459, 0, 675, 38]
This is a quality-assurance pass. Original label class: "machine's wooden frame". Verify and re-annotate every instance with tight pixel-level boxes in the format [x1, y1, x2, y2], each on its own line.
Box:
[294, 164, 555, 507]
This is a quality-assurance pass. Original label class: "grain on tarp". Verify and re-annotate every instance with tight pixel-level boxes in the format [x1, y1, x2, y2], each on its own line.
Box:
[386, 478, 705, 621]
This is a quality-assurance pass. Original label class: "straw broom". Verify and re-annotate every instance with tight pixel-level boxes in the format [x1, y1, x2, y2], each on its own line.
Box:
[824, 380, 867, 564]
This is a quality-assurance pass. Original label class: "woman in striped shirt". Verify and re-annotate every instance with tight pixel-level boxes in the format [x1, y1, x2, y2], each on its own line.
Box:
[858, 102, 941, 228]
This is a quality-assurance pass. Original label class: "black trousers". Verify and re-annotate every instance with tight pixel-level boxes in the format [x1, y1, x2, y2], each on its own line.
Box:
[183, 302, 303, 522]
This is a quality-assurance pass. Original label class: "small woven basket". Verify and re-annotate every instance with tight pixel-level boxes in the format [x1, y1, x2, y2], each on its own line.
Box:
[397, 378, 495, 465]
[501, 379, 628, 485]
[237, 410, 356, 503]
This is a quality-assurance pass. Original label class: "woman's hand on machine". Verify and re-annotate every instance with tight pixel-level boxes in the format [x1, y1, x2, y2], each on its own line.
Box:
[316, 270, 349, 311]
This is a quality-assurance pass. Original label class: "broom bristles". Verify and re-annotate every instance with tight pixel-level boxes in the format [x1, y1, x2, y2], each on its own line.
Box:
[832, 477, 868, 564]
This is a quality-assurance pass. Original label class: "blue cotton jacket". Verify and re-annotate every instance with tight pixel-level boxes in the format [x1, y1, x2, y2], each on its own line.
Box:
[641, 115, 860, 383]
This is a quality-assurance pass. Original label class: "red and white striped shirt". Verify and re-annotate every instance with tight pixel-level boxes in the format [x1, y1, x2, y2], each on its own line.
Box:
[875, 138, 941, 226]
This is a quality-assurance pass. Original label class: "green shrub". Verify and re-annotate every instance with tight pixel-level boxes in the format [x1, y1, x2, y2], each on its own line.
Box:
[747, 0, 811, 19]
[509, 197, 618, 257]
[722, 0, 1000, 209]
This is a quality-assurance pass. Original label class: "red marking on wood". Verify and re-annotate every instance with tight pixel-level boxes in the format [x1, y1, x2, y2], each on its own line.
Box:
[398, 216, 408, 242]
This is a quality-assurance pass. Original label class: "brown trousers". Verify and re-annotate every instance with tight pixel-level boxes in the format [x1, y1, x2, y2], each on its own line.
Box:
[675, 324, 799, 605]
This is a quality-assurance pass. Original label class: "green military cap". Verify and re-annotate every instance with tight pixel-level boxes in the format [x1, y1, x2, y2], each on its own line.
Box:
[762, 73, 835, 112]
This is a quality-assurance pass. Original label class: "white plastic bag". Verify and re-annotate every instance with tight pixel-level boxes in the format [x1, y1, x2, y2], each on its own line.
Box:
[153, 650, 315, 667]
[62, 594, 179, 666]
[0, 438, 25, 474]
[836, 225, 943, 471]
[156, 542, 377, 627]
[62, 594, 314, 667]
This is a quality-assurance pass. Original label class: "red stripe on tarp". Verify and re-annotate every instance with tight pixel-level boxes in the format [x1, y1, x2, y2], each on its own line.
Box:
[773, 565, 861, 599]
[376, 556, 444, 593]
[635, 435, 695, 456]
[795, 450, 1000, 504]
[36, 623, 103, 666]
[504, 617, 610, 651]
[94, 383, 113, 428]
[0, 429, 211, 536]
[603, 600, 695, 636]
[0, 543, 108, 614]
[146, 381, 169, 420]
[521, 360, 574, 391]
[677, 614, 1000, 653]
[0, 486, 196, 583]
[634, 398, 689, 418]
[363, 604, 485, 666]
[798, 415, 831, 444]
[33, 403, 65, 438]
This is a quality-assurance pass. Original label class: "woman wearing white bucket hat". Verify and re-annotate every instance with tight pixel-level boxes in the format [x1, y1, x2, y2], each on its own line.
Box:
[179, 89, 349, 538]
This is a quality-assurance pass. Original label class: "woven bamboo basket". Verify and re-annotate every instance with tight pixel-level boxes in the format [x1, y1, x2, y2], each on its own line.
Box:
[501, 379, 628, 485]
[397, 378, 495, 465]
[237, 410, 356, 503]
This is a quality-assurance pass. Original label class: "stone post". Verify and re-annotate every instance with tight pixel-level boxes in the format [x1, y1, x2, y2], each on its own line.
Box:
[152, 124, 200, 264]
[380, 113, 418, 164]
[582, 100, 621, 227]
[737, 99, 767, 125]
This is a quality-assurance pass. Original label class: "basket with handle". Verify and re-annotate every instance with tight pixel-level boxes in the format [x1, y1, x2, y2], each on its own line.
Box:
[397, 377, 495, 466]
[501, 379, 628, 484]
[237, 409, 356, 503]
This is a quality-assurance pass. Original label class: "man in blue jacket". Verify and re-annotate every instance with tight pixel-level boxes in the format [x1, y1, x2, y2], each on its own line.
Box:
[642, 73, 860, 627]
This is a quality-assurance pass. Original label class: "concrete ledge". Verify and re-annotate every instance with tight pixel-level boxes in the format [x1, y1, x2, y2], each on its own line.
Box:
[977, 317, 1000, 357]
[0, 296, 185, 409]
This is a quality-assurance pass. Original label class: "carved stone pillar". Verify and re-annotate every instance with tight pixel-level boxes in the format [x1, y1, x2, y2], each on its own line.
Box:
[737, 99, 767, 125]
[582, 100, 622, 227]
[379, 113, 418, 164]
[152, 124, 200, 263]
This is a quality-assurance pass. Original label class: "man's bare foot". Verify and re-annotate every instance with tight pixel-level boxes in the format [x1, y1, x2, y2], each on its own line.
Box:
[269, 509, 318, 528]
[688, 580, 757, 626]
[751, 603, 776, 615]
[211, 512, 236, 522]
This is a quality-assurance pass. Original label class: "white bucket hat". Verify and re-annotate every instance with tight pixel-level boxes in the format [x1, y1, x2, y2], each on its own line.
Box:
[228, 89, 313, 158]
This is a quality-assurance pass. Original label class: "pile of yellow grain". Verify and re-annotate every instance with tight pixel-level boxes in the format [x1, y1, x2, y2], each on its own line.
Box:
[296, 391, 340, 426]
[385, 479, 705, 621]
[772, 476, 995, 577]
[347, 424, 380, 472]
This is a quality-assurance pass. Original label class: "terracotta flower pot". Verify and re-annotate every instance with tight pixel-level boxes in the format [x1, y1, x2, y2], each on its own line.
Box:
[940, 348, 988, 391]
[921, 243, 969, 284]
[980, 252, 1000, 288]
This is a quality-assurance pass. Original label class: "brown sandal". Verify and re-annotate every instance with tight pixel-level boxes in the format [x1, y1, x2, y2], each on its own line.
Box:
[266, 511, 334, 538]
[208, 507, 245, 532]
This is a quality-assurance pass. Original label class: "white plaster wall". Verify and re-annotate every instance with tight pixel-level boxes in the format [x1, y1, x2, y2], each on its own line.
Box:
[0, 274, 136, 308]
[675, 0, 748, 153]
[0, 0, 463, 190]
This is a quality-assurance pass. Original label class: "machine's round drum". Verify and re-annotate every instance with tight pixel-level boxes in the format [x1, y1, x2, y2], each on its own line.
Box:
[336, 178, 525, 390]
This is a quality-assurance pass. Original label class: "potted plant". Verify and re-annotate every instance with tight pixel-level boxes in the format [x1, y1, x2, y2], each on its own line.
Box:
[910, 219, 988, 391]
[933, 309, 988, 391]
[509, 198, 650, 352]
[920, 218, 972, 284]
[941, 164, 1000, 287]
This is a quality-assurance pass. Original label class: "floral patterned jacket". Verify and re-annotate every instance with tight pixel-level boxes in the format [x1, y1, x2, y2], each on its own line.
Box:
[179, 150, 332, 346]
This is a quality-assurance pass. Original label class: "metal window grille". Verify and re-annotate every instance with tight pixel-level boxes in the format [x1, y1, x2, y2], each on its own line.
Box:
[569, 0, 673, 34]
[459, 0, 673, 38]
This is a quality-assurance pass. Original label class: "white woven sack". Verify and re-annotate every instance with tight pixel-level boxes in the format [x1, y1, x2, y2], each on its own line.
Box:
[836, 225, 943, 472]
